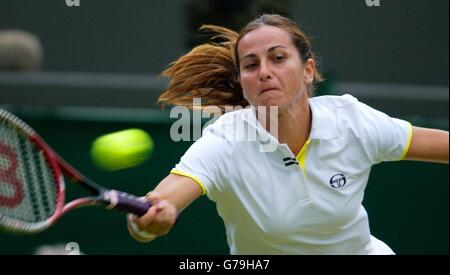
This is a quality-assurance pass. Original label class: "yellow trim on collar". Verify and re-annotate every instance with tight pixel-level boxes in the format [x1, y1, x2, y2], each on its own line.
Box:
[170, 169, 207, 195]
[296, 139, 311, 172]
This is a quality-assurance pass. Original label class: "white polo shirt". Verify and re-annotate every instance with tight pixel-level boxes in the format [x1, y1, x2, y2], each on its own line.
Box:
[172, 94, 412, 255]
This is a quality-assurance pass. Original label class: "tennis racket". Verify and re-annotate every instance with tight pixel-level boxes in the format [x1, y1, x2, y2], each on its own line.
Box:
[0, 108, 151, 234]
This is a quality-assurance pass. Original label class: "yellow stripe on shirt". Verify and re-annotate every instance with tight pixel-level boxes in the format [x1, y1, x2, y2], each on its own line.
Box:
[170, 169, 207, 195]
[400, 122, 413, 160]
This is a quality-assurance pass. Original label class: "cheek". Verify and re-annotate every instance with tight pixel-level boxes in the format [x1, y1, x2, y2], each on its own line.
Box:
[240, 74, 257, 98]
[285, 68, 304, 93]
[289, 74, 303, 91]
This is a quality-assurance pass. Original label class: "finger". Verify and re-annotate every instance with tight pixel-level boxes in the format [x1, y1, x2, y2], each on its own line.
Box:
[155, 210, 177, 235]
[152, 216, 171, 236]
[137, 196, 148, 203]
[146, 191, 162, 206]
[153, 203, 178, 235]
[135, 205, 158, 230]
[157, 201, 177, 221]
[155, 199, 170, 211]
[155, 200, 177, 222]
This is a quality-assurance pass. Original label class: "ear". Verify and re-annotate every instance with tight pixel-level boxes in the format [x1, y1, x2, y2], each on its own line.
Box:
[303, 59, 315, 84]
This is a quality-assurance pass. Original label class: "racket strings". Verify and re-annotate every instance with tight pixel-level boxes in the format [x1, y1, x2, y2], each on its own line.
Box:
[31, 142, 54, 216]
[0, 118, 57, 231]
[18, 137, 55, 221]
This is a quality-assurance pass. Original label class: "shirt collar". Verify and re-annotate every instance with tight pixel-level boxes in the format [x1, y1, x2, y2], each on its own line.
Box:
[240, 107, 279, 145]
[309, 97, 340, 140]
[240, 99, 339, 143]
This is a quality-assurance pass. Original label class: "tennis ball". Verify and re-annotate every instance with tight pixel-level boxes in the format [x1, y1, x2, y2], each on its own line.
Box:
[91, 129, 154, 171]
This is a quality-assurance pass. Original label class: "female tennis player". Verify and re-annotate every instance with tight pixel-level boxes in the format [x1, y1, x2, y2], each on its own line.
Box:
[127, 14, 449, 254]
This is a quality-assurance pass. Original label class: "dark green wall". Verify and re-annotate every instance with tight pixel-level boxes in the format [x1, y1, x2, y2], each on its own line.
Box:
[0, 108, 447, 254]
[292, 0, 449, 86]
[1, 0, 448, 85]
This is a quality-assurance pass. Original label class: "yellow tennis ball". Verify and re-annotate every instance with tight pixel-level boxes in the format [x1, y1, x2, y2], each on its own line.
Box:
[91, 129, 154, 171]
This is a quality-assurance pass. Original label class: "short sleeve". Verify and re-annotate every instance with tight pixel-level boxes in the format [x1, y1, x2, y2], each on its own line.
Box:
[351, 101, 413, 164]
[171, 126, 232, 201]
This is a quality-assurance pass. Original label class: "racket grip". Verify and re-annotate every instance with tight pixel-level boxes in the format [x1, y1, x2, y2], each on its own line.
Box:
[113, 192, 152, 217]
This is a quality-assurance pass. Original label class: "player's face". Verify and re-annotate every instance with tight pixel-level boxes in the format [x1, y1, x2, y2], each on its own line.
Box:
[237, 25, 314, 111]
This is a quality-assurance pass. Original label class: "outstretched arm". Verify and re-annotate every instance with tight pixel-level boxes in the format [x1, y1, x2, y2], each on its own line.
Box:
[405, 126, 449, 164]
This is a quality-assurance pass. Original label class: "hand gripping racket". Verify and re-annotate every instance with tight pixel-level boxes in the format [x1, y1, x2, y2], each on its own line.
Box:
[0, 108, 151, 234]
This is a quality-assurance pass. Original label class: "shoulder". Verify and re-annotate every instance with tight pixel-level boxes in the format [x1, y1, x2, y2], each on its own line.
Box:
[202, 107, 252, 137]
[310, 94, 359, 111]
[309, 94, 365, 128]
[309, 94, 392, 140]
[185, 107, 251, 159]
[310, 94, 388, 121]
[177, 109, 246, 171]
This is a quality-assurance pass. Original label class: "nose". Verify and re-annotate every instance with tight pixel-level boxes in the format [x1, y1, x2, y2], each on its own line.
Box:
[258, 60, 272, 81]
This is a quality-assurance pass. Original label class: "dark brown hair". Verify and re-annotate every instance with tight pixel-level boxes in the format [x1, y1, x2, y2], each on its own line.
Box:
[158, 14, 322, 110]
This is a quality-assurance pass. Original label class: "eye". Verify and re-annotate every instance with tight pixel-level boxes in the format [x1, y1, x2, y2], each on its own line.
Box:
[273, 55, 285, 63]
[243, 63, 257, 71]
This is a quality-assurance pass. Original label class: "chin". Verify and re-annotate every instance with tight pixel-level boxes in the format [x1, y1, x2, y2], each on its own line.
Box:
[255, 98, 287, 109]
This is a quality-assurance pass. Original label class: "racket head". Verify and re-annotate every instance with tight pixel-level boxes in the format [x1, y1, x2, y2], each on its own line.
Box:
[0, 108, 65, 234]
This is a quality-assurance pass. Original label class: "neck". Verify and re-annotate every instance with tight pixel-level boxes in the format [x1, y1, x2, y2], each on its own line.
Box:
[257, 96, 311, 156]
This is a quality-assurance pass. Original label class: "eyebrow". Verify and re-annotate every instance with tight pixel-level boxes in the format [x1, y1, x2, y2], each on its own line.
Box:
[241, 45, 288, 60]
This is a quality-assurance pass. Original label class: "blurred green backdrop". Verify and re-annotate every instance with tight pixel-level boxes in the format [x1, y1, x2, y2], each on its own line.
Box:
[1, 0, 448, 85]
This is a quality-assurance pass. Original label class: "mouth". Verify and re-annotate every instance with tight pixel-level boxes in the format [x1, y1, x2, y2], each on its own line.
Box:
[260, 88, 278, 94]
